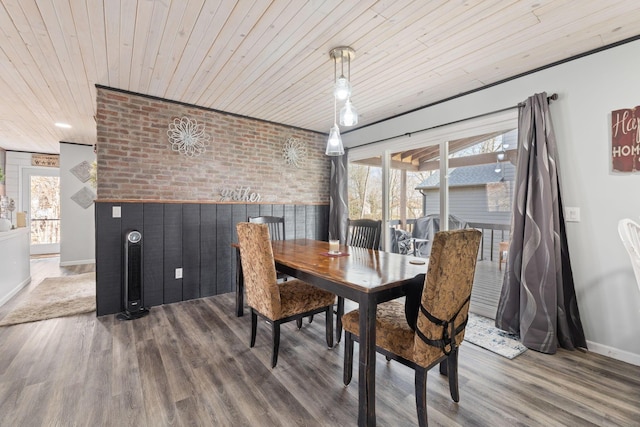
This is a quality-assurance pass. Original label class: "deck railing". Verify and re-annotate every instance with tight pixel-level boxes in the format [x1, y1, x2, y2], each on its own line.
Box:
[389, 219, 510, 260]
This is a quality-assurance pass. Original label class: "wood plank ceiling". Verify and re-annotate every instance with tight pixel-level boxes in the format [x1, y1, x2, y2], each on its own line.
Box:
[0, 0, 639, 154]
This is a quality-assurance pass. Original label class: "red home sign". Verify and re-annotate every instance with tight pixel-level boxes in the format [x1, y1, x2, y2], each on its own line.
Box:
[612, 106, 640, 172]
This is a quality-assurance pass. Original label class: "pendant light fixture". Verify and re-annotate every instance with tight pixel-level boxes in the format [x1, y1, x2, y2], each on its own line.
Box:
[325, 96, 344, 156]
[340, 98, 358, 126]
[326, 46, 357, 156]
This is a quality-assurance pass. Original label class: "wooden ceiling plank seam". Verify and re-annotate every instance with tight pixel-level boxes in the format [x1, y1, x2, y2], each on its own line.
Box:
[128, 0, 156, 92]
[169, 0, 269, 101]
[46, 0, 95, 118]
[200, 0, 348, 112]
[417, 0, 520, 47]
[220, 0, 378, 116]
[147, 0, 204, 95]
[0, 4, 62, 122]
[179, 0, 276, 103]
[161, 0, 238, 100]
[264, 0, 490, 122]
[103, 0, 121, 86]
[4, 0, 74, 119]
[351, 15, 541, 102]
[237, 1, 444, 120]
[435, 1, 636, 77]
[117, 0, 137, 90]
[196, 0, 320, 109]
[69, 0, 100, 113]
[84, 0, 109, 85]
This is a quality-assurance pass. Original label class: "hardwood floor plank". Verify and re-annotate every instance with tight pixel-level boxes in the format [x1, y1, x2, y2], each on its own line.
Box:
[0, 258, 637, 426]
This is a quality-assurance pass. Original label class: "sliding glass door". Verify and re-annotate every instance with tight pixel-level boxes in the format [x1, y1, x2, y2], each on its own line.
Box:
[348, 117, 518, 319]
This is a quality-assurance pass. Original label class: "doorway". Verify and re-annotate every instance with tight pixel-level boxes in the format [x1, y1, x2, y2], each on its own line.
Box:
[21, 168, 60, 255]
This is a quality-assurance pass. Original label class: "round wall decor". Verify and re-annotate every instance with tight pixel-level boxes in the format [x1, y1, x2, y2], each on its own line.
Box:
[167, 117, 210, 157]
[282, 137, 307, 168]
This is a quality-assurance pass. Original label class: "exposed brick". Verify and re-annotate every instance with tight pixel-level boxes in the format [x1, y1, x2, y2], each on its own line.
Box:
[96, 87, 330, 204]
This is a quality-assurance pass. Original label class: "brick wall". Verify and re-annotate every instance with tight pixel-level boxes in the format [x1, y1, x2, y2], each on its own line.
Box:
[96, 87, 330, 203]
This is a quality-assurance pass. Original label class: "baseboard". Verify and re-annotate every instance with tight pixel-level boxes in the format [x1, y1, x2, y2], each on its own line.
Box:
[59, 259, 95, 267]
[586, 340, 640, 366]
[0, 276, 31, 307]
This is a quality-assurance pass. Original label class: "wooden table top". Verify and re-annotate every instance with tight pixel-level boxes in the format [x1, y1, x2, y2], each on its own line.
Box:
[270, 239, 428, 294]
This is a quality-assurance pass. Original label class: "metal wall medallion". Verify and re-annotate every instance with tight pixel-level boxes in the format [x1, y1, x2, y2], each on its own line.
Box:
[167, 117, 210, 157]
[282, 137, 307, 168]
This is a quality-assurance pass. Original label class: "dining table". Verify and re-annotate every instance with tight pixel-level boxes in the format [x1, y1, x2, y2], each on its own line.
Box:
[235, 238, 428, 426]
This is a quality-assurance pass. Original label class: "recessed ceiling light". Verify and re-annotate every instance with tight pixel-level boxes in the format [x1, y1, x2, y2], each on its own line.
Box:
[55, 122, 72, 128]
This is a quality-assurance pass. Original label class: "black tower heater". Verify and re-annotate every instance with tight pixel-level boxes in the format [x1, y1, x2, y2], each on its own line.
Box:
[118, 229, 149, 320]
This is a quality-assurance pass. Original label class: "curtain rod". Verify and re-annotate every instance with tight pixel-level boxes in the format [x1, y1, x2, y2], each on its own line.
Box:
[353, 93, 558, 148]
[517, 92, 558, 108]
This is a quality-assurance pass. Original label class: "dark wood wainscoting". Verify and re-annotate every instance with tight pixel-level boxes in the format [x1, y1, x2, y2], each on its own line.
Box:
[95, 202, 329, 316]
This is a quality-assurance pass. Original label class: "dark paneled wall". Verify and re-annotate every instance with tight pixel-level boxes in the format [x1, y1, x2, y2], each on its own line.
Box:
[96, 202, 329, 316]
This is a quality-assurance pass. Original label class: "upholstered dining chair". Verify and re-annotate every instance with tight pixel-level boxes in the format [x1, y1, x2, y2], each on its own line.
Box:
[618, 218, 640, 294]
[341, 228, 481, 427]
[249, 215, 287, 281]
[236, 222, 336, 368]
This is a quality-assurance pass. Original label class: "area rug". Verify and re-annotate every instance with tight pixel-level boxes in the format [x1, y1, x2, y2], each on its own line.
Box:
[0, 273, 96, 326]
[464, 313, 527, 359]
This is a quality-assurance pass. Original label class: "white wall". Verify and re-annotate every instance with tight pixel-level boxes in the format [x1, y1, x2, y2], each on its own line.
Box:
[59, 143, 95, 266]
[5, 152, 32, 212]
[343, 39, 640, 365]
[0, 148, 6, 196]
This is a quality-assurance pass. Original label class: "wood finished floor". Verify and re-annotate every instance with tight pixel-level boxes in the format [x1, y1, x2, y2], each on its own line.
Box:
[0, 258, 638, 426]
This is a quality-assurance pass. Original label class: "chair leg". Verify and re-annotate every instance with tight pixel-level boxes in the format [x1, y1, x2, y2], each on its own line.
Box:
[250, 310, 258, 348]
[439, 360, 447, 376]
[296, 318, 302, 329]
[415, 368, 428, 427]
[343, 331, 353, 385]
[325, 306, 334, 348]
[336, 297, 344, 343]
[308, 315, 314, 323]
[447, 348, 460, 402]
[271, 321, 281, 368]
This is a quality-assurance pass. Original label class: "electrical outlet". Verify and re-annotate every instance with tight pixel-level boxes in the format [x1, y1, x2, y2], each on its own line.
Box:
[175, 268, 183, 279]
[112, 206, 121, 218]
[565, 207, 580, 222]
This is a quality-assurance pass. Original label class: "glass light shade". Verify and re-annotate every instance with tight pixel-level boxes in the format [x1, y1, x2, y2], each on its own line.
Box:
[339, 99, 358, 126]
[325, 125, 344, 156]
[334, 77, 351, 100]
[494, 162, 502, 173]
[497, 152, 505, 161]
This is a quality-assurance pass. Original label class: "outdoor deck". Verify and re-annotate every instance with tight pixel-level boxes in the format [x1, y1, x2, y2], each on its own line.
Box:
[469, 257, 504, 320]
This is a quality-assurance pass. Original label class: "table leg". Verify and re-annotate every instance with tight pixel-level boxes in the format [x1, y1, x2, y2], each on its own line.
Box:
[358, 295, 376, 427]
[235, 247, 244, 317]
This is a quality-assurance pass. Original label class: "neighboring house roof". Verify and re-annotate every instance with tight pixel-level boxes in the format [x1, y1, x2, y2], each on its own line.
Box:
[416, 162, 516, 190]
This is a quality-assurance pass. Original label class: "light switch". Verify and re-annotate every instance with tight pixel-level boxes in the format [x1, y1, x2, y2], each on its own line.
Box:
[112, 206, 121, 218]
[565, 207, 580, 222]
[175, 268, 183, 279]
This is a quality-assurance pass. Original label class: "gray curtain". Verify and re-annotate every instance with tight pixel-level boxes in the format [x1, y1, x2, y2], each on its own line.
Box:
[328, 150, 349, 243]
[495, 93, 587, 354]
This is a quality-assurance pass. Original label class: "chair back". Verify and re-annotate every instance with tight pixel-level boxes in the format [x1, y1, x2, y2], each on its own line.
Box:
[412, 228, 481, 367]
[249, 216, 285, 240]
[347, 219, 382, 249]
[236, 222, 282, 318]
[618, 218, 640, 294]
